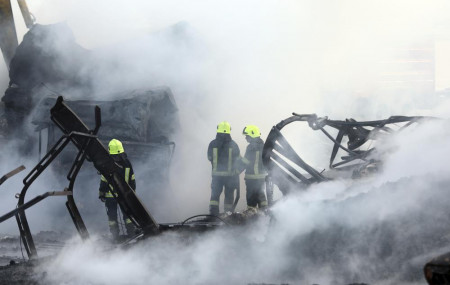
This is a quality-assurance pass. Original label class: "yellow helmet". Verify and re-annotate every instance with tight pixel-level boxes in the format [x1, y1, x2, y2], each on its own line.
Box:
[242, 125, 261, 138]
[217, 121, 231, 134]
[108, 139, 124, 155]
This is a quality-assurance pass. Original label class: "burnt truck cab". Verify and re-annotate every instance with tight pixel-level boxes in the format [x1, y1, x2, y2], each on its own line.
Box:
[31, 87, 179, 203]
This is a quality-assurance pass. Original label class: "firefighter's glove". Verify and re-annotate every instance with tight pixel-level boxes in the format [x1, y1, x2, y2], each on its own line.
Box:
[99, 194, 106, 203]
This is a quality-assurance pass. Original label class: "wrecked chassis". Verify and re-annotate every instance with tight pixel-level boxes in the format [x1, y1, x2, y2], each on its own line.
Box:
[0, 96, 227, 260]
[262, 113, 450, 285]
[262, 112, 432, 200]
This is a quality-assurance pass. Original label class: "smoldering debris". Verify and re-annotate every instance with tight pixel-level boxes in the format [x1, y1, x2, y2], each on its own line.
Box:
[1, 2, 450, 285]
[2, 98, 448, 284]
[1, 99, 449, 284]
[0, 175, 448, 284]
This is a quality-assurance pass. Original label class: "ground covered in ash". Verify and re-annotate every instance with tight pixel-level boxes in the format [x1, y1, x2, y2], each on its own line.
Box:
[0, 231, 75, 285]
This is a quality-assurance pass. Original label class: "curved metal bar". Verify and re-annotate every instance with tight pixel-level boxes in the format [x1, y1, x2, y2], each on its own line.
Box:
[16, 135, 72, 258]
[19, 135, 71, 205]
[65, 137, 92, 240]
[263, 113, 435, 196]
[275, 113, 317, 130]
[15, 130, 99, 258]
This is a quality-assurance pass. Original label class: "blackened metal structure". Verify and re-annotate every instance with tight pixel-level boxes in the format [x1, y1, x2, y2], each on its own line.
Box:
[0, 100, 100, 257]
[0, 96, 159, 258]
[262, 113, 431, 199]
[50, 96, 160, 235]
[0, 96, 226, 259]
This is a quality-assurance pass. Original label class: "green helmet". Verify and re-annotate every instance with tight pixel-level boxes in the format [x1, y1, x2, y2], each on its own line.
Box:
[242, 125, 261, 138]
[217, 121, 231, 134]
[108, 139, 124, 155]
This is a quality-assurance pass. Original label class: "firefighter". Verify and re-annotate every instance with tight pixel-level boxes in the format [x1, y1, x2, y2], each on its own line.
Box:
[207, 121, 241, 215]
[99, 139, 136, 240]
[240, 125, 268, 209]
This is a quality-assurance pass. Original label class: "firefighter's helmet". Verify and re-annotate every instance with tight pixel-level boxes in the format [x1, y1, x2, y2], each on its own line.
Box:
[109, 139, 124, 155]
[217, 121, 231, 134]
[242, 125, 261, 138]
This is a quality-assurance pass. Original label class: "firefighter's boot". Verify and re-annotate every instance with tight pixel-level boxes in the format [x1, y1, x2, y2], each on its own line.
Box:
[224, 203, 233, 213]
[209, 206, 219, 216]
[109, 221, 120, 241]
[125, 219, 137, 237]
[209, 200, 219, 216]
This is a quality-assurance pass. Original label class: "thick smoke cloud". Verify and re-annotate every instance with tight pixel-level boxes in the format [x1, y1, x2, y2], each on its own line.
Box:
[5, 0, 449, 218]
[1, 0, 450, 283]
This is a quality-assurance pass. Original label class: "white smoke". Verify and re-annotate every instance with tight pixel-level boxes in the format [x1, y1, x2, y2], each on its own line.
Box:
[11, 0, 450, 219]
[35, 117, 450, 284]
[1, 0, 450, 283]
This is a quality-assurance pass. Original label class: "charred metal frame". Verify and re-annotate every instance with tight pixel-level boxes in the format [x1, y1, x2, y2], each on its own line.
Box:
[0, 96, 260, 259]
[50, 96, 224, 234]
[0, 96, 162, 258]
[0, 109, 101, 257]
[50, 97, 160, 234]
[262, 113, 429, 197]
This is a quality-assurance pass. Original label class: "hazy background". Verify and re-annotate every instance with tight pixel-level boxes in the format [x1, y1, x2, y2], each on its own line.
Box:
[1, 0, 450, 283]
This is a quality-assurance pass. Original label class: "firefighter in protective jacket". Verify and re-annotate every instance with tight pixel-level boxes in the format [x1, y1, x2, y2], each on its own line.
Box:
[99, 139, 136, 239]
[240, 125, 268, 209]
[207, 121, 241, 215]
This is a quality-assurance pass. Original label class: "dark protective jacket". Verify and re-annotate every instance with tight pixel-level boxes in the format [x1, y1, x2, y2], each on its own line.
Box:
[240, 137, 267, 180]
[99, 153, 136, 198]
[207, 133, 240, 176]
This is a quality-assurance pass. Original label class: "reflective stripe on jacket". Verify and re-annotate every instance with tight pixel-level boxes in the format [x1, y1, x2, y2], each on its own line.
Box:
[207, 133, 240, 176]
[99, 154, 136, 198]
[241, 137, 267, 180]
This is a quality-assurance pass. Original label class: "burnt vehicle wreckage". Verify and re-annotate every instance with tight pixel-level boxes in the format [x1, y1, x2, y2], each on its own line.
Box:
[0, 102, 448, 284]
[0, 97, 257, 259]
[262, 112, 433, 197]
[262, 113, 450, 285]
[0, 4, 449, 284]
[31, 88, 179, 194]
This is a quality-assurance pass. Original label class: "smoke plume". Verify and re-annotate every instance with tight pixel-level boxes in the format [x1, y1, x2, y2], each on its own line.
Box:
[1, 0, 450, 284]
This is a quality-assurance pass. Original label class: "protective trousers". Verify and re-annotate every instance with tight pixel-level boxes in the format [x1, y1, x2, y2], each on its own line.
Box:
[105, 197, 135, 238]
[209, 175, 238, 215]
[245, 179, 268, 209]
